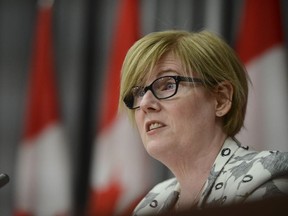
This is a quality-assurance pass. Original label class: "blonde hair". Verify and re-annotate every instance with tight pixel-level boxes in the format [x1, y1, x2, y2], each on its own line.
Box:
[119, 30, 249, 136]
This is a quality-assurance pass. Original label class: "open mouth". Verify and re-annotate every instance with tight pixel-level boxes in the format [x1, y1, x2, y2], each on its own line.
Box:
[147, 122, 165, 132]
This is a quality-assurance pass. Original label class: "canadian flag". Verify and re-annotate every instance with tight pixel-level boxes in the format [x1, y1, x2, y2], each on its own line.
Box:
[236, 0, 288, 151]
[14, 1, 71, 215]
[88, 0, 158, 215]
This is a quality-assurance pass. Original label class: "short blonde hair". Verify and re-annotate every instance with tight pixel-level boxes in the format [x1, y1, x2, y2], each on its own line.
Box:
[119, 30, 249, 137]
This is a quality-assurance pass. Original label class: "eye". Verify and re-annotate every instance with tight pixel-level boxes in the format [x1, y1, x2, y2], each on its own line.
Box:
[155, 78, 176, 92]
[165, 82, 176, 90]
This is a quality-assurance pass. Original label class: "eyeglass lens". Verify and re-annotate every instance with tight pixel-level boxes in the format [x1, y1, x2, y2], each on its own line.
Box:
[130, 76, 178, 109]
[124, 76, 202, 109]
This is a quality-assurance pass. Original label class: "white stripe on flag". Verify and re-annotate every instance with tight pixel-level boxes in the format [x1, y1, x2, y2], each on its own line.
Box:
[237, 45, 288, 151]
[15, 124, 71, 215]
[92, 114, 158, 213]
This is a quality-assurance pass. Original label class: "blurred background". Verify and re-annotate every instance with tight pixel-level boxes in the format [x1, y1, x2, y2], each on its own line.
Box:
[0, 0, 288, 215]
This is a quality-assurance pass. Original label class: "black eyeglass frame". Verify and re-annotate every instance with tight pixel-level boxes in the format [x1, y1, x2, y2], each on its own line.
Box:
[123, 75, 203, 109]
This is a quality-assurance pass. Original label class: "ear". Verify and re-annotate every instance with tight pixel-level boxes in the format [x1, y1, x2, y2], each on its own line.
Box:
[214, 81, 233, 117]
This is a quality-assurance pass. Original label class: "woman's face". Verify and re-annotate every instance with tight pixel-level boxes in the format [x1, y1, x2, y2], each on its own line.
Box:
[134, 53, 219, 159]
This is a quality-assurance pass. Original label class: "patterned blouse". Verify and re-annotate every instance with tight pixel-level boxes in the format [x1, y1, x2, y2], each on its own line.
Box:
[133, 137, 288, 215]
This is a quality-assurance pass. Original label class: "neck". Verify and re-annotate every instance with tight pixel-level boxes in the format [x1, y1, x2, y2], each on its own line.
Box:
[175, 179, 206, 211]
[169, 132, 227, 178]
[169, 133, 228, 210]
[175, 171, 207, 211]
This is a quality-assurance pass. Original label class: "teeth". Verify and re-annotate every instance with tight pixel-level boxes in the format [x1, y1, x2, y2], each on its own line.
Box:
[149, 122, 163, 131]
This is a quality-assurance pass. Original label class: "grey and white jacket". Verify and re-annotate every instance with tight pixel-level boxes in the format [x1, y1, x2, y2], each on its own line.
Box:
[133, 137, 288, 215]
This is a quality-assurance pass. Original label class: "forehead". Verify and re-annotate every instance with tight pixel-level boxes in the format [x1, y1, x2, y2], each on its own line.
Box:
[154, 53, 182, 72]
[144, 52, 188, 83]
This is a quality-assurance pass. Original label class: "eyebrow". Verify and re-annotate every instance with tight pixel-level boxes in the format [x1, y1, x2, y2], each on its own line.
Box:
[159, 69, 178, 73]
[156, 70, 179, 77]
[137, 70, 180, 88]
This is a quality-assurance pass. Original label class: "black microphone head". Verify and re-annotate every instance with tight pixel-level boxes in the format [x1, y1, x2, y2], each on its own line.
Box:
[0, 173, 10, 188]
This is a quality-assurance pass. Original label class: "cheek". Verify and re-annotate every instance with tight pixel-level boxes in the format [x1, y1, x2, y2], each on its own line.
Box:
[134, 112, 145, 137]
[175, 96, 216, 130]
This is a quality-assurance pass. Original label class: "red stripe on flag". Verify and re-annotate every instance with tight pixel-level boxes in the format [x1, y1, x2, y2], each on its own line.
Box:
[15, 2, 71, 215]
[88, 180, 122, 216]
[89, 0, 140, 215]
[235, 0, 288, 151]
[98, 0, 139, 132]
[24, 6, 58, 140]
[236, 0, 284, 64]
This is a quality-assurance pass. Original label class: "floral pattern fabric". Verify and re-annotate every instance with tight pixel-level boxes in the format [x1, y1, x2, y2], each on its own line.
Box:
[133, 137, 288, 215]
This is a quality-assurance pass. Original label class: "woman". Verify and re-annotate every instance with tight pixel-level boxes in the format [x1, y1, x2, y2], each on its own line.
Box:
[119, 30, 288, 215]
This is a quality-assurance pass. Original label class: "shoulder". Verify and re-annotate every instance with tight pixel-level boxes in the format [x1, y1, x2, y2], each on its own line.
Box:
[230, 147, 288, 177]
[222, 144, 288, 203]
[217, 137, 288, 176]
[132, 178, 179, 215]
[149, 177, 178, 192]
[226, 140, 288, 188]
[205, 138, 288, 206]
[236, 150, 288, 201]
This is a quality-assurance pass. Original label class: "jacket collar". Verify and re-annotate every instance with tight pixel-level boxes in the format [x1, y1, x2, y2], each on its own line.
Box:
[199, 137, 241, 207]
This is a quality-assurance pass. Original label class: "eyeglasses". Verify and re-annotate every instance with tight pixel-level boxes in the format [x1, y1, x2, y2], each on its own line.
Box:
[123, 75, 203, 109]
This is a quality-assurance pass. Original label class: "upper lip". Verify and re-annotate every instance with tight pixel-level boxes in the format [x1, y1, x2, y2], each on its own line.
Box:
[145, 120, 166, 132]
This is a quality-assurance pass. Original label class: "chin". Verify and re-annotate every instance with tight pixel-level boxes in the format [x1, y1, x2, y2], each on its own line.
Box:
[145, 140, 171, 160]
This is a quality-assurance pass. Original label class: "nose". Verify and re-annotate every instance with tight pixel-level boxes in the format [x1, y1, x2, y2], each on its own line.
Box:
[139, 90, 160, 112]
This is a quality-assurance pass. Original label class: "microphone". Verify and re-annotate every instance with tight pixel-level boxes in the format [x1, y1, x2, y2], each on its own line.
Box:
[0, 173, 10, 188]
